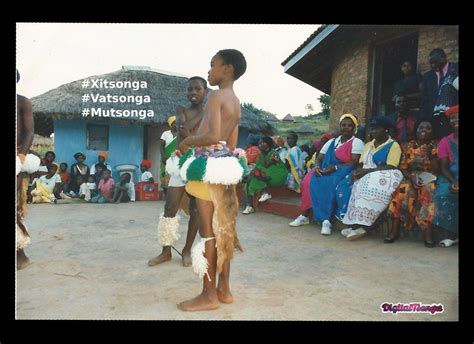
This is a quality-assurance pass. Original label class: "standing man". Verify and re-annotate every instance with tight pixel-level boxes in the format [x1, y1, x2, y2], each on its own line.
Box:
[420, 48, 458, 138]
[148, 76, 208, 267]
[16, 70, 39, 269]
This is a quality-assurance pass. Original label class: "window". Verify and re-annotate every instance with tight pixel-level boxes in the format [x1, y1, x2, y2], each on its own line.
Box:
[86, 124, 109, 150]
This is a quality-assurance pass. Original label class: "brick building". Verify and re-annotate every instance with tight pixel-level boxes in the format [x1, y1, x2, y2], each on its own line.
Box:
[282, 25, 459, 134]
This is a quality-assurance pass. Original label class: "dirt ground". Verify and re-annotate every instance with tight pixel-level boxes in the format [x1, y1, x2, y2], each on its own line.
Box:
[16, 201, 458, 321]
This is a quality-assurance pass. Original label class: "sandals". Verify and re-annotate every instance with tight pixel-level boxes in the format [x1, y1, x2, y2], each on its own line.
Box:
[384, 237, 397, 244]
[384, 232, 399, 244]
[424, 241, 436, 248]
[439, 238, 458, 248]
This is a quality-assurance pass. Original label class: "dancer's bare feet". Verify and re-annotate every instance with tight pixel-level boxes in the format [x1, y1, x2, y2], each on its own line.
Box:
[148, 252, 171, 266]
[17, 250, 32, 270]
[217, 288, 233, 304]
[181, 249, 192, 267]
[177, 292, 220, 311]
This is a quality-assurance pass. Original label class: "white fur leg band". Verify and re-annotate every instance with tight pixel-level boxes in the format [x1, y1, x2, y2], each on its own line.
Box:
[165, 155, 181, 176]
[21, 154, 41, 174]
[191, 237, 215, 281]
[157, 213, 181, 247]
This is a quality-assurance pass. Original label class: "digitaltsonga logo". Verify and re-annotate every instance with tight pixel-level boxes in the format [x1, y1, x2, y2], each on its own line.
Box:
[380, 302, 444, 315]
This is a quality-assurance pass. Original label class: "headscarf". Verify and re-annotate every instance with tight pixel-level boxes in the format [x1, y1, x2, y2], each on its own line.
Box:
[320, 133, 333, 141]
[98, 151, 108, 159]
[74, 152, 86, 160]
[261, 136, 276, 149]
[141, 159, 152, 169]
[167, 116, 176, 126]
[339, 113, 359, 130]
[445, 105, 459, 118]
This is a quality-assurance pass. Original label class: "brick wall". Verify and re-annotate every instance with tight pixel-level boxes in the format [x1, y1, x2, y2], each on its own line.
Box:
[417, 26, 459, 74]
[329, 40, 371, 131]
[328, 26, 458, 132]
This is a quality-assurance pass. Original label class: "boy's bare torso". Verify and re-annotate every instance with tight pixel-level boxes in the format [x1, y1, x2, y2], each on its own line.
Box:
[196, 89, 240, 148]
[177, 106, 204, 145]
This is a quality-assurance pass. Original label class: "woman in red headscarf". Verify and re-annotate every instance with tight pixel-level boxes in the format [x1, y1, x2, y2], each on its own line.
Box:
[140, 160, 154, 182]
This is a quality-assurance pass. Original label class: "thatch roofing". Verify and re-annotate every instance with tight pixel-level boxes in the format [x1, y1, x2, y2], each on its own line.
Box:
[264, 113, 280, 122]
[31, 67, 272, 134]
[282, 114, 295, 122]
[32, 133, 53, 146]
[295, 124, 315, 134]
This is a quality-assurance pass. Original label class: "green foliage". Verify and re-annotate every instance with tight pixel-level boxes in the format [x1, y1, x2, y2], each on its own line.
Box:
[242, 102, 278, 121]
[272, 115, 329, 146]
[319, 94, 331, 120]
[242, 100, 330, 145]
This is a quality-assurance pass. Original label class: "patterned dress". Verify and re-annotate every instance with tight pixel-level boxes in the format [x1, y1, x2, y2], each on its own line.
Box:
[340, 138, 403, 227]
[433, 134, 458, 234]
[388, 140, 438, 231]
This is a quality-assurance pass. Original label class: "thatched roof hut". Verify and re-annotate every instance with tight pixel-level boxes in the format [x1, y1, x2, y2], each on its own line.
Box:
[295, 124, 315, 134]
[30, 134, 54, 158]
[264, 113, 280, 123]
[32, 133, 53, 146]
[282, 114, 295, 122]
[31, 66, 273, 136]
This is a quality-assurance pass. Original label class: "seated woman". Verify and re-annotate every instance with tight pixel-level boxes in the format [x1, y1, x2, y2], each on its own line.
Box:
[273, 136, 288, 163]
[385, 119, 439, 247]
[289, 133, 334, 227]
[242, 136, 289, 214]
[140, 160, 154, 182]
[30, 164, 61, 204]
[284, 132, 305, 193]
[69, 152, 90, 195]
[306, 114, 364, 234]
[337, 116, 403, 240]
[244, 133, 261, 175]
[434, 105, 459, 247]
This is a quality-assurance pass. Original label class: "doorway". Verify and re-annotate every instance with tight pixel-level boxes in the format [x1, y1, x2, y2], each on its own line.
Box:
[372, 33, 419, 117]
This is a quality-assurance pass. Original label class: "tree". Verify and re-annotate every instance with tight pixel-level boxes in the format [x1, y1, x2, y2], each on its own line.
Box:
[242, 102, 259, 114]
[319, 94, 331, 119]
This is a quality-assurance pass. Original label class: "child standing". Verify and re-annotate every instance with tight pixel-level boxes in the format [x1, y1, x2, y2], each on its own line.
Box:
[177, 49, 247, 311]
